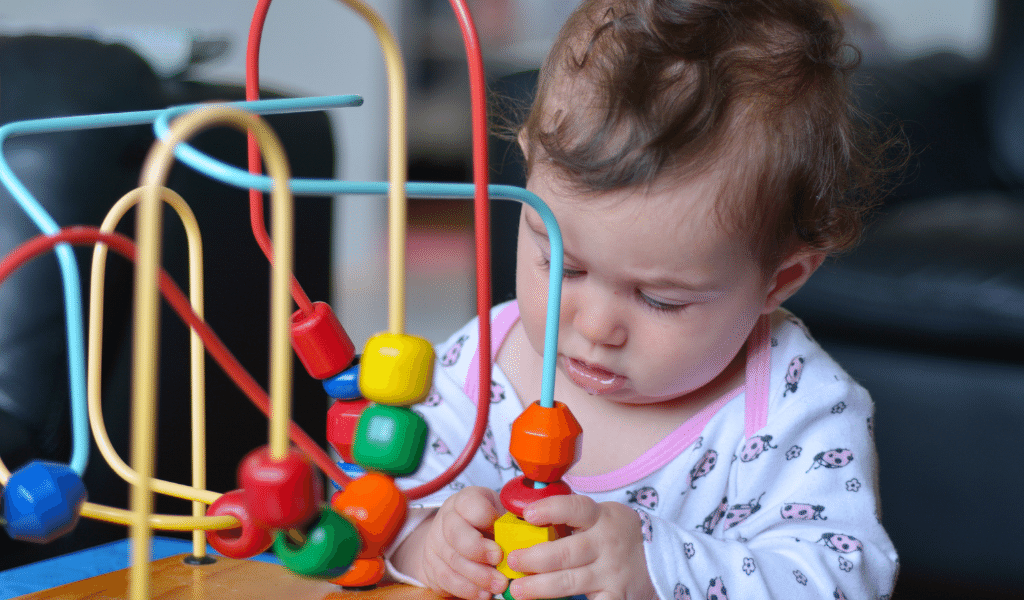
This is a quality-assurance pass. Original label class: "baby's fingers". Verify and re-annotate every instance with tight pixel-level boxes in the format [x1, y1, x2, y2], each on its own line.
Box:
[508, 565, 595, 600]
[437, 504, 505, 566]
[423, 547, 506, 600]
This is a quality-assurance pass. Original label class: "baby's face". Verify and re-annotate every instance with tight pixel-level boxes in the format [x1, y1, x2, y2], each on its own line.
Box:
[515, 162, 774, 406]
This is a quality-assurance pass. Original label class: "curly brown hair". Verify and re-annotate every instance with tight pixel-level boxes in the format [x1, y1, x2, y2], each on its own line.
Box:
[518, 0, 899, 273]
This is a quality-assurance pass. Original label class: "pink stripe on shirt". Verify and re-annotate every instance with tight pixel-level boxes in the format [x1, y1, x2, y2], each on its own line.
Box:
[463, 302, 521, 405]
[461, 302, 773, 492]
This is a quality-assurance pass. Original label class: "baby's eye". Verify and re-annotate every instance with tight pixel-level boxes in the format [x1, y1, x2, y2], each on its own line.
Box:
[538, 257, 585, 279]
[637, 291, 688, 312]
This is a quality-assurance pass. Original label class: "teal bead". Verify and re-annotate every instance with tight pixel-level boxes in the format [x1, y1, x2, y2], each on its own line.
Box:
[273, 508, 361, 579]
[352, 404, 427, 476]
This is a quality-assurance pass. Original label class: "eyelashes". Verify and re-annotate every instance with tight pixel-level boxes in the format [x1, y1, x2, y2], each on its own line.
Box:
[537, 256, 689, 313]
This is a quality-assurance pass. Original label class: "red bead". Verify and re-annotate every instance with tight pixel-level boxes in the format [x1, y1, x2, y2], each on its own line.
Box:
[206, 489, 273, 559]
[499, 475, 572, 518]
[238, 446, 322, 530]
[330, 472, 407, 557]
[327, 398, 371, 463]
[509, 401, 582, 483]
[291, 301, 356, 380]
[330, 556, 386, 588]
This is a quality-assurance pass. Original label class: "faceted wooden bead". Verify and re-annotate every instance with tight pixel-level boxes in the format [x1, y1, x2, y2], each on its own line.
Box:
[273, 508, 361, 579]
[352, 404, 428, 476]
[509, 401, 582, 483]
[291, 301, 356, 380]
[330, 556, 386, 588]
[323, 363, 361, 400]
[238, 446, 322, 530]
[494, 511, 560, 579]
[327, 398, 372, 463]
[2, 461, 86, 544]
[206, 489, 273, 559]
[330, 472, 407, 557]
[499, 475, 572, 518]
[358, 333, 434, 406]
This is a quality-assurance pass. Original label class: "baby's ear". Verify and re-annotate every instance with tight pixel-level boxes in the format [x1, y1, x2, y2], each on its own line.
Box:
[762, 250, 826, 314]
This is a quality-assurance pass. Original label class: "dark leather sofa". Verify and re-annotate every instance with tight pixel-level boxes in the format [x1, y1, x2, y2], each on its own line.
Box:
[0, 35, 335, 569]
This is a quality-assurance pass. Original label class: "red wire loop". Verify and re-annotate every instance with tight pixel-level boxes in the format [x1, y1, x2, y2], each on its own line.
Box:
[0, 226, 351, 488]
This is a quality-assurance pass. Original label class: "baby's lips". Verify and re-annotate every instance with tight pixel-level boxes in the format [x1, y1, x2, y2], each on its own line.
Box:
[562, 355, 627, 395]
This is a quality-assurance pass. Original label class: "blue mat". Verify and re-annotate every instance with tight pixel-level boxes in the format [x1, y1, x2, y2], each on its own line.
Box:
[0, 537, 279, 600]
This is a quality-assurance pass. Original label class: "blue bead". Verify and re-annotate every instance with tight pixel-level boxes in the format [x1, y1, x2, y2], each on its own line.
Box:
[3, 461, 87, 544]
[328, 462, 367, 490]
[323, 363, 361, 399]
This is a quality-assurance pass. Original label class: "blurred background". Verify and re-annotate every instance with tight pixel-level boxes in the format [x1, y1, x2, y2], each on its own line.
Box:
[0, 0, 1000, 345]
[1, 1, 1021, 599]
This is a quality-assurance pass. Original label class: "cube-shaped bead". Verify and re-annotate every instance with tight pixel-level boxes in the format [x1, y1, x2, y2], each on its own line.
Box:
[352, 404, 427, 476]
[238, 446, 322, 530]
[323, 363, 361, 400]
[494, 511, 560, 579]
[273, 508, 361, 579]
[358, 333, 434, 406]
[327, 398, 372, 463]
[499, 475, 573, 518]
[330, 472, 407, 557]
[291, 301, 356, 380]
[509, 401, 583, 483]
[2, 461, 86, 544]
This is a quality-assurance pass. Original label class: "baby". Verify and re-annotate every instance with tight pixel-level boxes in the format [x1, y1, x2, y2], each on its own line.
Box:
[388, 1, 899, 599]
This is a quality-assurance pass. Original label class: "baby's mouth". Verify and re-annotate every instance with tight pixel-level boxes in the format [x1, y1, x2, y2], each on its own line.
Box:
[561, 356, 627, 395]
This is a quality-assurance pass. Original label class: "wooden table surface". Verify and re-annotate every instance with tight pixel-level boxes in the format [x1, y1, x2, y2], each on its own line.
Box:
[11, 554, 446, 600]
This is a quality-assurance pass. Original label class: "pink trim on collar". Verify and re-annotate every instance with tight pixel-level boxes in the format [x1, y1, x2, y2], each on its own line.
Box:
[744, 314, 772, 437]
[565, 312, 774, 493]
[464, 302, 521, 405]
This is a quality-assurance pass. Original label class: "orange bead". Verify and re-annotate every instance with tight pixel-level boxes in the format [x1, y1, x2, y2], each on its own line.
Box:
[330, 556, 386, 588]
[509, 401, 582, 483]
[330, 472, 407, 557]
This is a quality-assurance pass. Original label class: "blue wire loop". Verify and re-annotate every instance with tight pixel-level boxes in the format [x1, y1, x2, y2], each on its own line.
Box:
[0, 94, 564, 477]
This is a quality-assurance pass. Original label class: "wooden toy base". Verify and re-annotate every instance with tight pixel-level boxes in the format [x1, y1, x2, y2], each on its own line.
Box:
[10, 554, 444, 600]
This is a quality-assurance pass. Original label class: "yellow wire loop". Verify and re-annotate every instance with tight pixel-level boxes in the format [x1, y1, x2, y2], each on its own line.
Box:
[338, 0, 408, 334]
[88, 187, 219, 562]
[131, 104, 295, 600]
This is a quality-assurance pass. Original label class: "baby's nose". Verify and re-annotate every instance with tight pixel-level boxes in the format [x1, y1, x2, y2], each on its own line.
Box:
[571, 293, 626, 347]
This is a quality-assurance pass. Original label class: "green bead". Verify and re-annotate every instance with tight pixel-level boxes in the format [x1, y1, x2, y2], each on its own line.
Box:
[273, 509, 361, 579]
[352, 404, 428, 476]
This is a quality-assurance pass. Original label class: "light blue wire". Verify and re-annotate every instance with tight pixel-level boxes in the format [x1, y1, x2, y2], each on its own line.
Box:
[152, 99, 564, 408]
[0, 94, 362, 477]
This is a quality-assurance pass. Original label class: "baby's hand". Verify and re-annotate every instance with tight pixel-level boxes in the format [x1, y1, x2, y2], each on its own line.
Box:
[506, 494, 656, 600]
[414, 486, 509, 600]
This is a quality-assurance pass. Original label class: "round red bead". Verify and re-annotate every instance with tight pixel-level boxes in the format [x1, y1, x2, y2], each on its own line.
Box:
[291, 301, 355, 380]
[499, 475, 572, 518]
[238, 446, 322, 530]
[206, 489, 273, 559]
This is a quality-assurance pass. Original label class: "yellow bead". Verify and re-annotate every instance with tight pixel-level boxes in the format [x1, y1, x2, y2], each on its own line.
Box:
[358, 333, 434, 406]
[494, 511, 559, 579]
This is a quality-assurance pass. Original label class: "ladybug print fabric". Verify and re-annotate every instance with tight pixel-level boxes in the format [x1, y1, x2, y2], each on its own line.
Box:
[388, 303, 897, 600]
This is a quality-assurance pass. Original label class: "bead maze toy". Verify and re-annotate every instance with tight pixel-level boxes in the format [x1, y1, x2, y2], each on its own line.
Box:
[0, 1, 580, 598]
